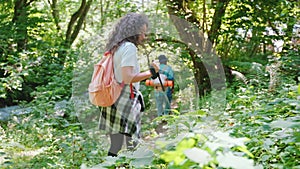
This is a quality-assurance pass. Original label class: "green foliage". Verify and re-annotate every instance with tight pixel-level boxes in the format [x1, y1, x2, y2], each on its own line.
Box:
[0, 105, 104, 169]
[1, 0, 299, 168]
[217, 0, 299, 61]
[0, 61, 28, 99]
[29, 54, 74, 104]
[225, 83, 299, 168]
[0, 0, 69, 107]
[157, 132, 257, 168]
[1, 58, 299, 169]
[280, 49, 300, 83]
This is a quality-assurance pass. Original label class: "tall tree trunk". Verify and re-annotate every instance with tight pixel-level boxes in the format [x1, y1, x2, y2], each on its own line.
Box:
[207, 0, 230, 45]
[202, 0, 206, 33]
[65, 0, 93, 48]
[12, 0, 34, 51]
[165, 0, 228, 96]
[56, 0, 92, 64]
[165, 0, 211, 96]
[48, 0, 61, 31]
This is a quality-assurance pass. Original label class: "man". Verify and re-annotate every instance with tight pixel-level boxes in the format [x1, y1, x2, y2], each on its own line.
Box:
[154, 54, 174, 116]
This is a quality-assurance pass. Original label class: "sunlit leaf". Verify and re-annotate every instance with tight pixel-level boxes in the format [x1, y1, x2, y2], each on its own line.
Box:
[269, 119, 299, 129]
[237, 146, 254, 158]
[205, 142, 223, 152]
[130, 146, 154, 167]
[176, 138, 196, 151]
[263, 138, 275, 150]
[131, 156, 153, 167]
[160, 150, 185, 165]
[213, 131, 249, 147]
[89, 156, 118, 168]
[261, 154, 271, 162]
[184, 147, 211, 164]
[217, 152, 255, 169]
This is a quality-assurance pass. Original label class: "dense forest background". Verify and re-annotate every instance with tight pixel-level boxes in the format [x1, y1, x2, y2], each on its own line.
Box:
[0, 0, 299, 168]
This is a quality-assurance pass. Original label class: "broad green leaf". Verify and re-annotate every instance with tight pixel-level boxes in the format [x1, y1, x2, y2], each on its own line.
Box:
[131, 157, 153, 167]
[283, 99, 299, 106]
[130, 146, 154, 167]
[184, 147, 211, 164]
[176, 138, 196, 151]
[213, 131, 248, 147]
[269, 119, 299, 129]
[205, 142, 224, 151]
[132, 146, 154, 157]
[217, 152, 255, 169]
[263, 138, 275, 150]
[88, 156, 118, 168]
[249, 96, 256, 102]
[270, 129, 293, 139]
[261, 154, 271, 162]
[160, 138, 196, 165]
[160, 150, 185, 165]
[155, 133, 188, 148]
[196, 109, 207, 115]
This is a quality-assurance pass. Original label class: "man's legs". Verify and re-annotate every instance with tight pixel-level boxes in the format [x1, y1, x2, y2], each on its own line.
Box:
[155, 91, 164, 116]
[164, 88, 172, 115]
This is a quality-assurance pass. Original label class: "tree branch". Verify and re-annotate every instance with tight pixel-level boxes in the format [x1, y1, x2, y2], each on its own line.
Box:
[207, 0, 230, 45]
[26, 0, 35, 6]
[65, 0, 87, 46]
[70, 0, 92, 45]
[47, 0, 61, 31]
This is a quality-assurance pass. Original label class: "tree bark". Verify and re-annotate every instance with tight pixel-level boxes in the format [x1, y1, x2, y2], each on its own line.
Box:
[65, 0, 93, 48]
[207, 0, 230, 45]
[53, 0, 93, 65]
[12, 0, 34, 51]
[70, 0, 92, 45]
[48, 0, 61, 31]
[165, 0, 211, 96]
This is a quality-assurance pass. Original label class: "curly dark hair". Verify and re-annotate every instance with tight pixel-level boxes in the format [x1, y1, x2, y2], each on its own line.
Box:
[105, 13, 149, 53]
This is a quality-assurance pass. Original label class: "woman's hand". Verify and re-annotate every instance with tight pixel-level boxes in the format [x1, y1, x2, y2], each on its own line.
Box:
[150, 61, 159, 79]
[122, 61, 160, 83]
[151, 61, 159, 73]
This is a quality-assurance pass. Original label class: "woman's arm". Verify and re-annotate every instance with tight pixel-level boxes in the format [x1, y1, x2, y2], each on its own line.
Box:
[122, 63, 159, 84]
[121, 66, 151, 83]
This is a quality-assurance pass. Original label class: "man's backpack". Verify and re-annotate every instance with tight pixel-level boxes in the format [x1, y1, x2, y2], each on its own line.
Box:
[88, 51, 124, 107]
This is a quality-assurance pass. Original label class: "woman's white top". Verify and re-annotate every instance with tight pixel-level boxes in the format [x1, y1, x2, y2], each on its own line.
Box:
[113, 42, 140, 90]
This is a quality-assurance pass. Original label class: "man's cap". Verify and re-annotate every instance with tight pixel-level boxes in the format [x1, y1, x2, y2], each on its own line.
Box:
[158, 55, 168, 63]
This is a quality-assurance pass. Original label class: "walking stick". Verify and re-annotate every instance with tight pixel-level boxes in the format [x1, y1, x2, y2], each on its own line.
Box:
[146, 50, 165, 91]
[145, 48, 172, 115]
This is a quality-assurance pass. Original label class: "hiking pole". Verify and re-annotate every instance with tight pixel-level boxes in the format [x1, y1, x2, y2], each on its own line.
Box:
[145, 48, 172, 114]
[146, 50, 165, 92]
[156, 72, 165, 92]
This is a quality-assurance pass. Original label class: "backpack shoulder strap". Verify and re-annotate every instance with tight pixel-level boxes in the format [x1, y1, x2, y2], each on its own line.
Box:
[130, 84, 134, 99]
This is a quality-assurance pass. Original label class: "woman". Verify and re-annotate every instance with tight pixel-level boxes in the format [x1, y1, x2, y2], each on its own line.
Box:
[99, 13, 158, 157]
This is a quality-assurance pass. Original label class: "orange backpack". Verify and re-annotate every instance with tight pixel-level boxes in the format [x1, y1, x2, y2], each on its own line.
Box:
[88, 51, 124, 107]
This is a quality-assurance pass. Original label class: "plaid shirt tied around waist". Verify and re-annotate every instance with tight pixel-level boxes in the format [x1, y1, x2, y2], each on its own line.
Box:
[99, 85, 144, 137]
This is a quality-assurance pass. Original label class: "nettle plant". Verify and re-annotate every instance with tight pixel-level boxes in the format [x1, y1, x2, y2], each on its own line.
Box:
[87, 113, 261, 169]
[150, 114, 262, 169]
[225, 84, 300, 168]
